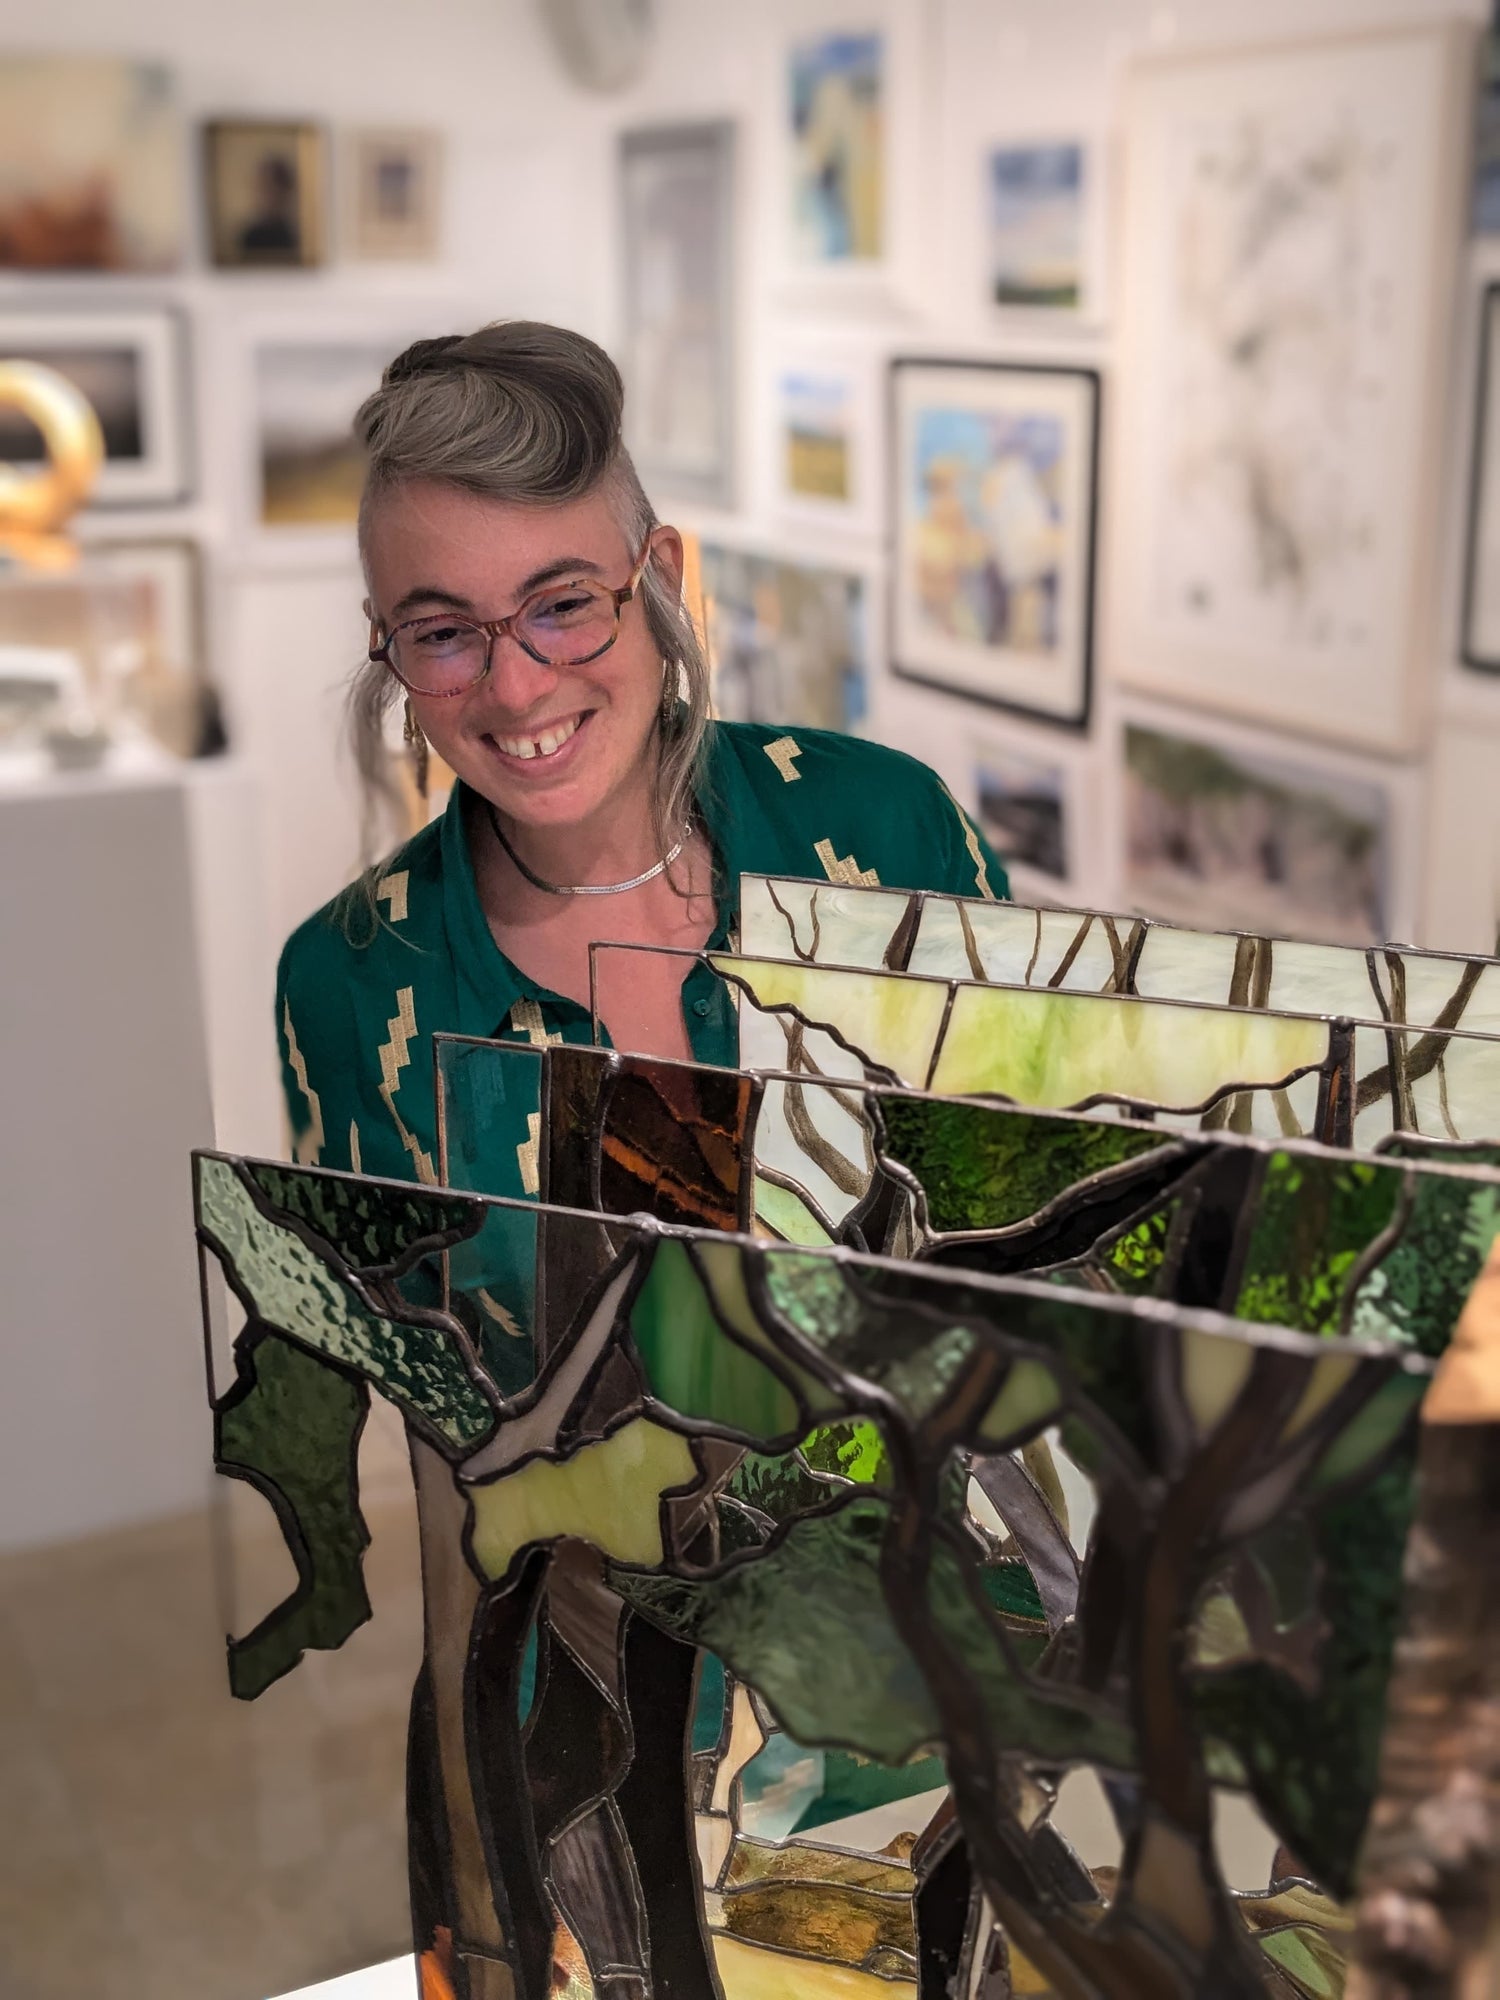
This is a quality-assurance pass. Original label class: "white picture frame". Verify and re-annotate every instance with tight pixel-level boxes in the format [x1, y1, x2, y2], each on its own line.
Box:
[890, 355, 1099, 729]
[1109, 22, 1475, 756]
[619, 120, 737, 512]
[1108, 696, 1425, 949]
[969, 722, 1101, 906]
[344, 127, 444, 261]
[983, 134, 1109, 325]
[767, 0, 930, 310]
[78, 535, 203, 682]
[766, 337, 882, 536]
[0, 304, 191, 508]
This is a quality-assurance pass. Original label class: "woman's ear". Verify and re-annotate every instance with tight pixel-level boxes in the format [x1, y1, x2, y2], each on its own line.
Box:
[648, 525, 685, 599]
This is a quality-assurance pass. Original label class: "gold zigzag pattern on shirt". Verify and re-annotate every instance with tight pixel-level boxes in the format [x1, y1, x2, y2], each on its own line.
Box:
[376, 985, 436, 1184]
[940, 783, 997, 901]
[815, 838, 880, 888]
[764, 735, 803, 783]
[376, 870, 410, 922]
[281, 1000, 325, 1165]
[476, 1287, 526, 1339]
[509, 997, 564, 1048]
[517, 1110, 542, 1195]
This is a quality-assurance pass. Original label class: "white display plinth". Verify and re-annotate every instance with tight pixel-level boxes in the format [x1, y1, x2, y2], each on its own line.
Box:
[272, 1959, 413, 2000]
[0, 756, 217, 1548]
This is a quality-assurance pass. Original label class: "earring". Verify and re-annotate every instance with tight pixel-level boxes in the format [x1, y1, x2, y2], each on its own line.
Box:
[403, 696, 429, 801]
[660, 660, 678, 724]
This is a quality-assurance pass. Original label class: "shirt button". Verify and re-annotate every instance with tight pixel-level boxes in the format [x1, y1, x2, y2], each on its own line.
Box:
[692, 997, 711, 1017]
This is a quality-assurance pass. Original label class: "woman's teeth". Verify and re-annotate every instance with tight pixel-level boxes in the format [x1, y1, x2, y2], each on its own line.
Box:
[495, 714, 583, 761]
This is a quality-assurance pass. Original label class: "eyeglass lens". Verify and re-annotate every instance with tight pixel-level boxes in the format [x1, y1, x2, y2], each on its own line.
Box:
[390, 579, 623, 692]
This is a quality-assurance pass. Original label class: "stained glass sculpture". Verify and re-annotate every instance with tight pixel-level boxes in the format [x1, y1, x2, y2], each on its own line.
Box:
[195, 889, 1500, 1998]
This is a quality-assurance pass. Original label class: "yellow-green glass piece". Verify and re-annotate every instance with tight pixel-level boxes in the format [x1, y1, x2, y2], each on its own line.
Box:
[929, 983, 1331, 1108]
[466, 1418, 697, 1581]
[711, 954, 950, 1089]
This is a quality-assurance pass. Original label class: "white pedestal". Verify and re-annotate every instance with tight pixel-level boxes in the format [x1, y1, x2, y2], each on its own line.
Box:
[0, 759, 218, 1548]
[273, 1960, 413, 2000]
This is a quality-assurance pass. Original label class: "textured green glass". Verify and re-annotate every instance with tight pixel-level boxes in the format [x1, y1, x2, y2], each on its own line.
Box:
[197, 1156, 495, 1449]
[217, 1328, 372, 1700]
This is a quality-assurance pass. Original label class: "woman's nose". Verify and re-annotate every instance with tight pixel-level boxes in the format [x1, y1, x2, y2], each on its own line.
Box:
[476, 630, 562, 716]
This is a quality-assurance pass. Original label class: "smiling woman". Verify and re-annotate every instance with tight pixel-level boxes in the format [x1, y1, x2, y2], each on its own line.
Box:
[275, 321, 1008, 1194]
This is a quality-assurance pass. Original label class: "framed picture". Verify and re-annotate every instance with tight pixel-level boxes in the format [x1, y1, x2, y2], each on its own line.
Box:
[1111, 24, 1474, 755]
[1115, 703, 1423, 948]
[0, 56, 182, 271]
[253, 338, 393, 528]
[204, 120, 326, 268]
[890, 357, 1099, 728]
[985, 138, 1105, 318]
[1462, 284, 1500, 672]
[701, 542, 869, 735]
[0, 306, 191, 507]
[768, 340, 881, 533]
[79, 537, 217, 756]
[346, 128, 443, 260]
[973, 737, 1074, 892]
[619, 121, 735, 510]
[789, 30, 884, 268]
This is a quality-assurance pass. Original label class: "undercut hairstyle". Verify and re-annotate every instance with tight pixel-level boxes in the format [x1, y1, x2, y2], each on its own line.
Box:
[346, 319, 711, 921]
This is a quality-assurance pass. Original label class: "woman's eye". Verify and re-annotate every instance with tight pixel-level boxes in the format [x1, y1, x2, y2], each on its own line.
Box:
[533, 591, 595, 624]
[415, 623, 465, 647]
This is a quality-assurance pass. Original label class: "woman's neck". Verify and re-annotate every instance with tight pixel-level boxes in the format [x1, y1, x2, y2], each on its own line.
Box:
[473, 776, 678, 899]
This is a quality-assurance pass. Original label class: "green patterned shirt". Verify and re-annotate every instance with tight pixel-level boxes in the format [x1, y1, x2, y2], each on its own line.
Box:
[276, 720, 1008, 1193]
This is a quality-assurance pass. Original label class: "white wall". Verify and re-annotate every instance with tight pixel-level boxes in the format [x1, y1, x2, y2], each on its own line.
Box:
[6, 0, 1498, 1159]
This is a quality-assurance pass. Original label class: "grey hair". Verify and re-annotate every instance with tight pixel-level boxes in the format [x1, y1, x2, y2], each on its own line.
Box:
[344, 320, 712, 928]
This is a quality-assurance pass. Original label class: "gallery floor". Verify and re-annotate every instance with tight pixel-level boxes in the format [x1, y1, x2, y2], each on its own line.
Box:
[0, 1403, 421, 2000]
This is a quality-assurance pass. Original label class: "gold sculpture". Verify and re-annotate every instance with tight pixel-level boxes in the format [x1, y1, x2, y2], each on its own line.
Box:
[0, 359, 105, 568]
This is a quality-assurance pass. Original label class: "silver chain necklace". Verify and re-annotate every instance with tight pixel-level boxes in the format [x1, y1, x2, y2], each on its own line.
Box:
[485, 797, 692, 897]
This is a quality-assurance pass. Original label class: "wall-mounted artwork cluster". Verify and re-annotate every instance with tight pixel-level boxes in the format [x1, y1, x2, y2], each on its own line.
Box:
[194, 870, 1500, 1998]
[607, 13, 1497, 948]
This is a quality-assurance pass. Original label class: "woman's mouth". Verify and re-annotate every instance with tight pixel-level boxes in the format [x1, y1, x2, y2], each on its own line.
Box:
[488, 711, 588, 762]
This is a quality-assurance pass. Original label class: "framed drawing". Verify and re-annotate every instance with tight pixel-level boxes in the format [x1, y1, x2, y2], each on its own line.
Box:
[0, 306, 191, 507]
[701, 541, 869, 734]
[890, 357, 1098, 728]
[1115, 702, 1424, 948]
[1462, 284, 1500, 673]
[1111, 23, 1474, 755]
[619, 121, 735, 510]
[345, 127, 443, 259]
[204, 119, 326, 268]
[78, 537, 217, 756]
[0, 56, 182, 271]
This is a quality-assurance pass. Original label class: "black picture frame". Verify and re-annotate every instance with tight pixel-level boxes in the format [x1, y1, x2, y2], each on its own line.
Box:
[1462, 281, 1500, 675]
[888, 355, 1100, 731]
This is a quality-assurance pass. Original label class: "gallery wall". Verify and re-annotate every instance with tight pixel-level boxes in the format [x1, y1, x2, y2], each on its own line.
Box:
[3, 0, 1499, 1152]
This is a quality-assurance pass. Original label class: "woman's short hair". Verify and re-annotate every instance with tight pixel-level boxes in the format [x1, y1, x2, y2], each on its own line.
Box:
[347, 320, 710, 888]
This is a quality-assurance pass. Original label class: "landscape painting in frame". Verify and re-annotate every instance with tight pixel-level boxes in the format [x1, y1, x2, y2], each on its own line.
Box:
[0, 308, 190, 506]
[987, 140, 1086, 309]
[892, 358, 1097, 727]
[780, 365, 853, 504]
[620, 122, 735, 508]
[974, 739, 1070, 886]
[701, 544, 867, 733]
[1123, 717, 1394, 946]
[789, 30, 884, 264]
[1111, 24, 1471, 753]
[0, 55, 182, 270]
[254, 341, 390, 527]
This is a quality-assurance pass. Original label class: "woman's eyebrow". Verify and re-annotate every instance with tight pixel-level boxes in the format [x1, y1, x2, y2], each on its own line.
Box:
[390, 585, 476, 617]
[389, 557, 606, 621]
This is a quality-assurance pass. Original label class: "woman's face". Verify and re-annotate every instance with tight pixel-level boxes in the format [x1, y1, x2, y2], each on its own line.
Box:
[363, 480, 681, 833]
